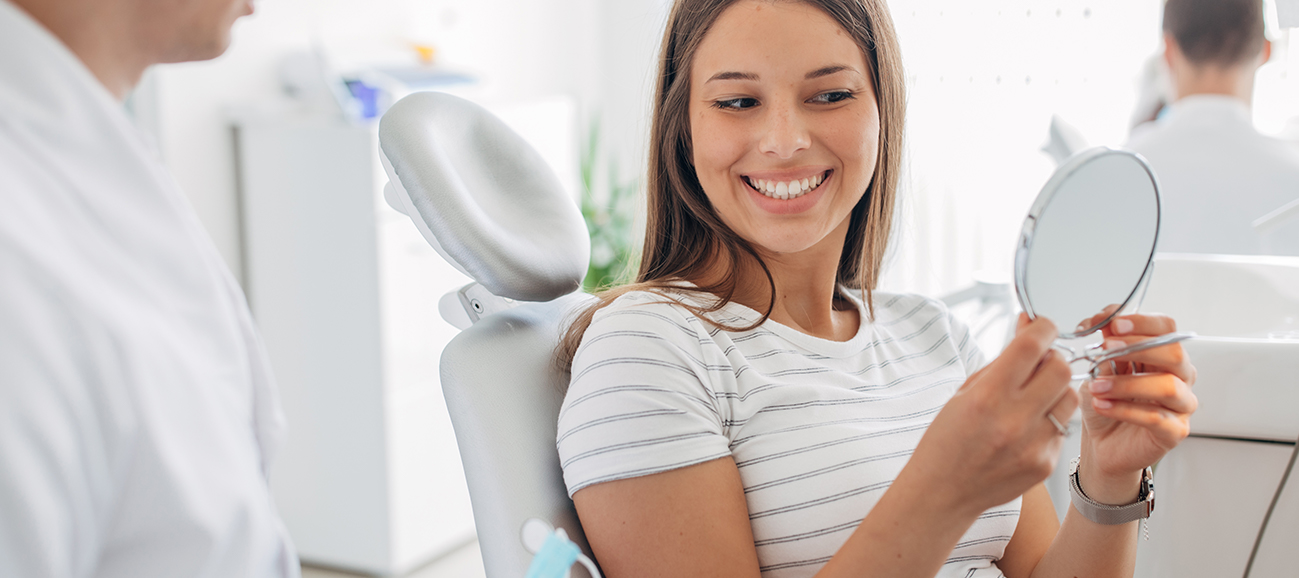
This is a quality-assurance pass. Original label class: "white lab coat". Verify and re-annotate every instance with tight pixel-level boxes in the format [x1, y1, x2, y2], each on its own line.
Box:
[0, 2, 298, 577]
[1127, 95, 1299, 255]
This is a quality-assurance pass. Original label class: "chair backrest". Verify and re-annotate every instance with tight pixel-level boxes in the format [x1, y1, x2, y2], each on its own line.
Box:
[377, 92, 598, 576]
[440, 293, 596, 577]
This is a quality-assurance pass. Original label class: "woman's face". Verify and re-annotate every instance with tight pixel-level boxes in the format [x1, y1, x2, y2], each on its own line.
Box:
[689, 0, 880, 258]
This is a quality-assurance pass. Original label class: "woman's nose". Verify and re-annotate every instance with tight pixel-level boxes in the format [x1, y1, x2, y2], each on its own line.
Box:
[757, 106, 811, 159]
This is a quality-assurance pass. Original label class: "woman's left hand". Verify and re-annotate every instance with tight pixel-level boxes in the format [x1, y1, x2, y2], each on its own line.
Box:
[1076, 309, 1198, 501]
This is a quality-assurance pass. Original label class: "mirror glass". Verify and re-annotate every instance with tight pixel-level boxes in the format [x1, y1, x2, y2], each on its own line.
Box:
[1016, 148, 1159, 338]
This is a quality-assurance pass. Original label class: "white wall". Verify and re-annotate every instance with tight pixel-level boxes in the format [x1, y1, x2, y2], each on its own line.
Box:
[149, 0, 604, 283]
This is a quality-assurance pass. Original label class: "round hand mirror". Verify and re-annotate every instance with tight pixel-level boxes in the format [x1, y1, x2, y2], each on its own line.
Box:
[1015, 147, 1194, 376]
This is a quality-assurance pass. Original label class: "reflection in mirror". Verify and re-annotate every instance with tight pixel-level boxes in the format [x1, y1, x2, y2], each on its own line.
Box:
[1014, 147, 1195, 377]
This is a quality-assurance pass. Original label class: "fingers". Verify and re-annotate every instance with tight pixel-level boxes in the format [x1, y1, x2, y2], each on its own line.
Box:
[1075, 304, 1121, 334]
[1020, 349, 1074, 413]
[988, 316, 1060, 393]
[1087, 398, 1191, 449]
[1107, 313, 1178, 338]
[1088, 373, 1198, 415]
[1098, 337, 1196, 386]
[1044, 382, 1080, 432]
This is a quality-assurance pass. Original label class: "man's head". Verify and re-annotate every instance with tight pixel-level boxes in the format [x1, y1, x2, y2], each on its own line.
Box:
[12, 0, 253, 98]
[1162, 0, 1270, 101]
[1164, 0, 1266, 68]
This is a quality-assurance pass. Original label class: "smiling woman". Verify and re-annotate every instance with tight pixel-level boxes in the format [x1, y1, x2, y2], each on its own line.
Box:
[554, 1, 1197, 577]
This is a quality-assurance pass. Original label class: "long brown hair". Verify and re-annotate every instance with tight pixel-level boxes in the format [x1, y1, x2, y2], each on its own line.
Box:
[558, 0, 906, 372]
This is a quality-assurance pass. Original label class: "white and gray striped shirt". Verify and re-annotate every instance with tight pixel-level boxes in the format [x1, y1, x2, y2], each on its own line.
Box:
[558, 289, 1018, 577]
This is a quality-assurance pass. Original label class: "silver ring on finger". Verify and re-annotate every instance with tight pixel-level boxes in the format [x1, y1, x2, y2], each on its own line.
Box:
[1047, 413, 1070, 437]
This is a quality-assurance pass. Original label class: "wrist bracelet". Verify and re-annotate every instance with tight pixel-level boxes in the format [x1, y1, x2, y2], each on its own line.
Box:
[1068, 457, 1155, 527]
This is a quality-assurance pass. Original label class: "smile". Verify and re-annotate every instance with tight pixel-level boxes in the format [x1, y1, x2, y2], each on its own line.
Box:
[743, 170, 831, 201]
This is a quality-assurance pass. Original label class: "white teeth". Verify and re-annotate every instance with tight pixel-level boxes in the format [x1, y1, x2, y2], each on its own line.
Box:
[747, 172, 827, 200]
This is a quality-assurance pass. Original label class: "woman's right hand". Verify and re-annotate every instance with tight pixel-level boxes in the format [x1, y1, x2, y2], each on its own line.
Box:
[904, 315, 1078, 517]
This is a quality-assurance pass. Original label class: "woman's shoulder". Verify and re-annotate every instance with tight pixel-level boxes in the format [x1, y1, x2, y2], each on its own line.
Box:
[574, 288, 718, 358]
[867, 290, 985, 370]
[863, 290, 953, 325]
[589, 288, 715, 333]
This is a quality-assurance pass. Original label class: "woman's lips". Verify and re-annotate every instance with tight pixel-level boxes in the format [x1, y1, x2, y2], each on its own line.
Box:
[743, 170, 833, 215]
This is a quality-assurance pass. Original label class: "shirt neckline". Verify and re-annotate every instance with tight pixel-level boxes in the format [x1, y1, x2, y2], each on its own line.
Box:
[666, 285, 880, 358]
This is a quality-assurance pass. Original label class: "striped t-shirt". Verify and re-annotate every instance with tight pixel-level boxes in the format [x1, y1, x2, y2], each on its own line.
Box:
[557, 289, 1019, 577]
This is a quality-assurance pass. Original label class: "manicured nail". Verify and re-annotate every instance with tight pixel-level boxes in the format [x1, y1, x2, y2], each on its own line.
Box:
[1090, 378, 1112, 394]
[1075, 323, 1087, 332]
[1093, 397, 1114, 409]
[1105, 339, 1125, 350]
[1114, 319, 1134, 334]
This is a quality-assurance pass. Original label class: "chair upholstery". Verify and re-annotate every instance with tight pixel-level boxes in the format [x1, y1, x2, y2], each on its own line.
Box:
[441, 293, 597, 577]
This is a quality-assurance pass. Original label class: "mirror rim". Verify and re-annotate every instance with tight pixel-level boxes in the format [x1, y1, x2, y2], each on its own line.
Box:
[1014, 146, 1162, 340]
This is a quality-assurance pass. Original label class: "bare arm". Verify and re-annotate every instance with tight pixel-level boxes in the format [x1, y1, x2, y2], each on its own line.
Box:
[574, 317, 1080, 577]
[575, 455, 985, 578]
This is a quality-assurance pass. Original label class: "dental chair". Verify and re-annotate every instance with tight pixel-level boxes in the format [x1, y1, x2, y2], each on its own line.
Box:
[377, 91, 598, 577]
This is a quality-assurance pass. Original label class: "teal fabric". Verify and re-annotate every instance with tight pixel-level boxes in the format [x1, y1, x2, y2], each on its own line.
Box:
[525, 533, 579, 578]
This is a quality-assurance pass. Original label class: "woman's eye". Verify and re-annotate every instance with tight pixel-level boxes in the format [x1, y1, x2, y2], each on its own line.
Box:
[809, 90, 856, 104]
[713, 97, 759, 110]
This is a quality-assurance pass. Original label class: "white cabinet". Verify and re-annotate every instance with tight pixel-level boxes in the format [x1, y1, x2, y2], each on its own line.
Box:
[235, 112, 475, 575]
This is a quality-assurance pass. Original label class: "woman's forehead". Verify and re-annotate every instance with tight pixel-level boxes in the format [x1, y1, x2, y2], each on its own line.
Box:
[692, 0, 867, 82]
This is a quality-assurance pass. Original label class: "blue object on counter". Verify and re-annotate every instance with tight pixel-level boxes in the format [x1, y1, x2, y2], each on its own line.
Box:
[345, 80, 381, 120]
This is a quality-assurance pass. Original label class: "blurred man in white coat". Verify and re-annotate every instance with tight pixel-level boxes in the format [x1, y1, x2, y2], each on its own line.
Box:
[1128, 0, 1299, 255]
[0, 0, 299, 576]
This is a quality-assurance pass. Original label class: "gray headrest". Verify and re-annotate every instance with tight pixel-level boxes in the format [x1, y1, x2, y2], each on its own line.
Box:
[378, 92, 590, 302]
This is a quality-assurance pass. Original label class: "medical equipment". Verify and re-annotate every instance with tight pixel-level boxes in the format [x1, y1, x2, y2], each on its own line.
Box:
[378, 92, 597, 577]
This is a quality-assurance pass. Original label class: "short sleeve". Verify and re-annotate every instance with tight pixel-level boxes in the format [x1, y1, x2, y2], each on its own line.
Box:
[942, 303, 989, 375]
[557, 293, 732, 496]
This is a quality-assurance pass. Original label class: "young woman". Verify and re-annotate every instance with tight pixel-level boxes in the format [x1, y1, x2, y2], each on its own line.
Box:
[556, 1, 1198, 576]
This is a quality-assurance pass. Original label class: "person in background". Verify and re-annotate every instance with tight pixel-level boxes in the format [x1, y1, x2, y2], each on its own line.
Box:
[0, 0, 299, 576]
[1127, 0, 1299, 255]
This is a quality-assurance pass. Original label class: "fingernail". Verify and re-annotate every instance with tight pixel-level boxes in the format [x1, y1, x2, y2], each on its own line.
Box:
[1114, 319, 1134, 334]
[1090, 378, 1112, 394]
[1093, 397, 1114, 409]
[1105, 339, 1125, 350]
[1075, 323, 1087, 332]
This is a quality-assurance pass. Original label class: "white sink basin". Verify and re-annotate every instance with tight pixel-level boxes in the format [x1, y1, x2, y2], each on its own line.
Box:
[1134, 254, 1299, 578]
[1143, 253, 1299, 442]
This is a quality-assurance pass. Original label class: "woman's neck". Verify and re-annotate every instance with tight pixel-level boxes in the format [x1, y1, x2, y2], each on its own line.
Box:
[720, 222, 861, 342]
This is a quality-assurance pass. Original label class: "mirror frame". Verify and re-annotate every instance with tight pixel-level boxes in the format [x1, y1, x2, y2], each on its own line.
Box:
[1014, 147, 1163, 340]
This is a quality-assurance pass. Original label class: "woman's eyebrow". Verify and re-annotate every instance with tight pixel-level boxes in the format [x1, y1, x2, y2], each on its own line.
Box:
[805, 65, 857, 79]
[706, 71, 759, 83]
[704, 65, 858, 84]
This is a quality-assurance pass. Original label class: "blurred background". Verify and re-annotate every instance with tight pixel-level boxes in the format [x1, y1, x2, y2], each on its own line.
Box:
[125, 0, 1299, 575]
